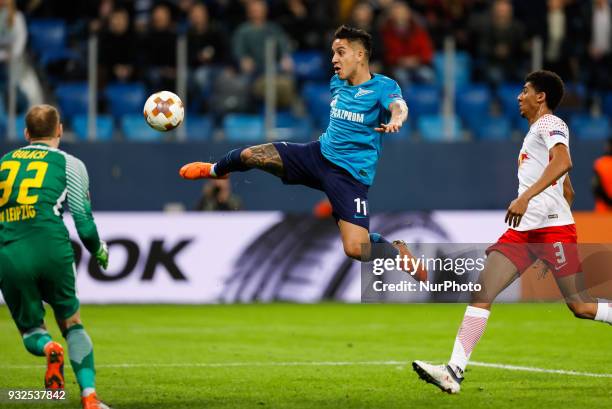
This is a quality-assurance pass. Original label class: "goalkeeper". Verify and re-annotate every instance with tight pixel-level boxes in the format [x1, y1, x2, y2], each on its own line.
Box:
[0, 105, 109, 409]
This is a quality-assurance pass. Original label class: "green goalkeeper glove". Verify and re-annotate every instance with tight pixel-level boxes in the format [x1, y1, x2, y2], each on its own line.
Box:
[95, 240, 109, 269]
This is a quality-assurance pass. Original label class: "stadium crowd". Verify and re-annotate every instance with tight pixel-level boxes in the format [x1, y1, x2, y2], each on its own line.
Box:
[1, 0, 611, 140]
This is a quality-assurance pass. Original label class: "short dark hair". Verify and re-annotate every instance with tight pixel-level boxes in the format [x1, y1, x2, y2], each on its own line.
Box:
[333, 25, 372, 59]
[525, 70, 565, 111]
[25, 104, 60, 139]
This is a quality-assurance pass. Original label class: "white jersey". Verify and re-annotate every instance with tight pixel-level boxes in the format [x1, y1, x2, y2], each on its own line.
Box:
[515, 114, 574, 231]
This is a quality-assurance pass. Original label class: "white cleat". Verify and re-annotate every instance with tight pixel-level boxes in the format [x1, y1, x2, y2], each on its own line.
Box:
[412, 360, 462, 394]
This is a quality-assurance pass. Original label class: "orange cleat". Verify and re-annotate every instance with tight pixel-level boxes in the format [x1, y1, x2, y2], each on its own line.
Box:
[44, 341, 64, 391]
[82, 392, 111, 409]
[179, 162, 228, 180]
[392, 240, 428, 282]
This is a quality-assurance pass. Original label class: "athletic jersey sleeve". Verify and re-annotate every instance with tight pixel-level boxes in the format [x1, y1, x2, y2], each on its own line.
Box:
[65, 154, 101, 255]
[378, 79, 403, 111]
[538, 115, 569, 151]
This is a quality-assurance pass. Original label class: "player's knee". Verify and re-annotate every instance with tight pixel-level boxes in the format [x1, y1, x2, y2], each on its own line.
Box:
[240, 148, 253, 163]
[58, 311, 82, 333]
[567, 302, 596, 319]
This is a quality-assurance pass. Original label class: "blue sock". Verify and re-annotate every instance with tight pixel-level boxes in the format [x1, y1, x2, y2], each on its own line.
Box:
[214, 148, 250, 176]
[369, 232, 399, 260]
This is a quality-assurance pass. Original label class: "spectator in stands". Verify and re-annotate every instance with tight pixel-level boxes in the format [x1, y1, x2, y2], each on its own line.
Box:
[349, 1, 383, 72]
[542, 0, 574, 81]
[0, 0, 33, 110]
[233, 0, 296, 108]
[187, 2, 228, 110]
[276, 0, 322, 50]
[470, 0, 527, 85]
[587, 0, 612, 93]
[195, 179, 242, 211]
[380, 1, 434, 87]
[143, 4, 177, 91]
[593, 138, 612, 212]
[99, 8, 138, 85]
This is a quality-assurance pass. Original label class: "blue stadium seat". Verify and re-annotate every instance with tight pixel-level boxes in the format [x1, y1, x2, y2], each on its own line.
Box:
[301, 82, 331, 129]
[417, 115, 462, 141]
[55, 82, 89, 120]
[121, 115, 162, 141]
[28, 19, 67, 55]
[602, 92, 612, 118]
[275, 112, 313, 141]
[223, 114, 264, 141]
[403, 84, 439, 121]
[433, 51, 471, 88]
[473, 116, 511, 140]
[72, 115, 114, 141]
[104, 83, 147, 120]
[293, 51, 327, 81]
[184, 115, 214, 140]
[3, 114, 26, 139]
[496, 82, 523, 127]
[456, 83, 491, 131]
[570, 115, 610, 140]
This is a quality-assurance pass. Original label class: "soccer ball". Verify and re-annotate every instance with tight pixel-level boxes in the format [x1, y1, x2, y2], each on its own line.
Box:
[143, 91, 185, 131]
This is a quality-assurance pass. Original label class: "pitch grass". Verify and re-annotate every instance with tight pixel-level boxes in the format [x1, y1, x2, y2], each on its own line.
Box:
[0, 303, 610, 409]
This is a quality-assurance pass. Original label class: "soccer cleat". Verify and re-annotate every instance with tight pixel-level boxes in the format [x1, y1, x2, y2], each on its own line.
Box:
[44, 341, 65, 391]
[392, 240, 427, 282]
[82, 392, 111, 409]
[412, 360, 462, 394]
[179, 162, 228, 180]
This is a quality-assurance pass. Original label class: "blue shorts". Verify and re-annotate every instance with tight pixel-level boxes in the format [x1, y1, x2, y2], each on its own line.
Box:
[273, 141, 370, 229]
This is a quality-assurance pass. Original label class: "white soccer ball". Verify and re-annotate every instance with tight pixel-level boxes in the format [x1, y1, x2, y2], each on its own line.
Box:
[143, 91, 185, 131]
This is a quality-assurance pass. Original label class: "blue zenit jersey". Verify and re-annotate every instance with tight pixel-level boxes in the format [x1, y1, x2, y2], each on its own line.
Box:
[319, 73, 403, 186]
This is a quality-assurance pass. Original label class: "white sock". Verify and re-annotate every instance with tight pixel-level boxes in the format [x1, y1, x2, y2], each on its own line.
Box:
[594, 299, 612, 324]
[210, 163, 218, 178]
[449, 306, 490, 376]
[82, 387, 96, 398]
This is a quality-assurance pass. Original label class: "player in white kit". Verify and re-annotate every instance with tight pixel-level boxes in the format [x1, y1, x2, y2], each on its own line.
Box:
[412, 70, 612, 394]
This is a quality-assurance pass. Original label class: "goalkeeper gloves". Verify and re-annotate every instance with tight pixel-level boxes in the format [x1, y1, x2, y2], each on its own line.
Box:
[95, 240, 109, 269]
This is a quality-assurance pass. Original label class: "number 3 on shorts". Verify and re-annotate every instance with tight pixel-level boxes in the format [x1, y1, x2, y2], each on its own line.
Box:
[553, 242, 566, 264]
[354, 198, 368, 216]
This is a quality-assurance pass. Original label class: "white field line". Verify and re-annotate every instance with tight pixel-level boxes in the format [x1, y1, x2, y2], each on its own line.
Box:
[3, 360, 612, 378]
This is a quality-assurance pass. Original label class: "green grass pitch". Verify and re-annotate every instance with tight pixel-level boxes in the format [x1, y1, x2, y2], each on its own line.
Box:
[1, 303, 610, 409]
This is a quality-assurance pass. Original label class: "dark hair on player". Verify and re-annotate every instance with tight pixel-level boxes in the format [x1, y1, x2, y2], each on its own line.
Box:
[525, 70, 565, 111]
[333, 25, 372, 59]
[25, 104, 60, 139]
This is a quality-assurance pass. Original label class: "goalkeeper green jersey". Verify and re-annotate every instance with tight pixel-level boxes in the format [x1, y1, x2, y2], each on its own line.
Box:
[0, 142, 101, 254]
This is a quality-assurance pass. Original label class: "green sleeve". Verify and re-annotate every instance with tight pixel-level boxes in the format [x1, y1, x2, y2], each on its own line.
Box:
[65, 154, 101, 255]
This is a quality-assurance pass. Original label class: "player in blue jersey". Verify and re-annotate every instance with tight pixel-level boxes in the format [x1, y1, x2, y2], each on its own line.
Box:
[180, 25, 426, 280]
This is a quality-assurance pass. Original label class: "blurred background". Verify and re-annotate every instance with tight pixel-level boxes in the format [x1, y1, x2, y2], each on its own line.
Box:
[0, 0, 611, 213]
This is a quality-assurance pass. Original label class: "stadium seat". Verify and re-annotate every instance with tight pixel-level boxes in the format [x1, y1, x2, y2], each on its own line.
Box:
[473, 116, 511, 141]
[602, 92, 612, 118]
[301, 82, 331, 129]
[433, 51, 471, 88]
[72, 115, 114, 141]
[223, 114, 264, 141]
[275, 112, 313, 141]
[121, 114, 162, 141]
[496, 82, 523, 128]
[184, 115, 214, 140]
[556, 83, 587, 120]
[570, 115, 610, 140]
[55, 82, 89, 121]
[293, 51, 327, 82]
[28, 19, 67, 55]
[455, 83, 491, 131]
[417, 115, 462, 141]
[402, 84, 439, 121]
[104, 83, 147, 120]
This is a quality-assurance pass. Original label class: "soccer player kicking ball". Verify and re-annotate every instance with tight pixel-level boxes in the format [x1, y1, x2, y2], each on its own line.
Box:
[0, 105, 110, 409]
[180, 25, 426, 280]
[412, 70, 612, 394]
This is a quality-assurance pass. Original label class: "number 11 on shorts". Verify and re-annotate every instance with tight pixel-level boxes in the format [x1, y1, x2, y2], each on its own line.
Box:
[354, 198, 367, 216]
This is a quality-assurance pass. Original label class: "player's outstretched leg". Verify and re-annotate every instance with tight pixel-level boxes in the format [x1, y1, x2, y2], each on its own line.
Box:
[59, 313, 110, 409]
[412, 251, 519, 393]
[179, 143, 284, 180]
[555, 273, 612, 324]
[22, 327, 65, 390]
[369, 233, 427, 282]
